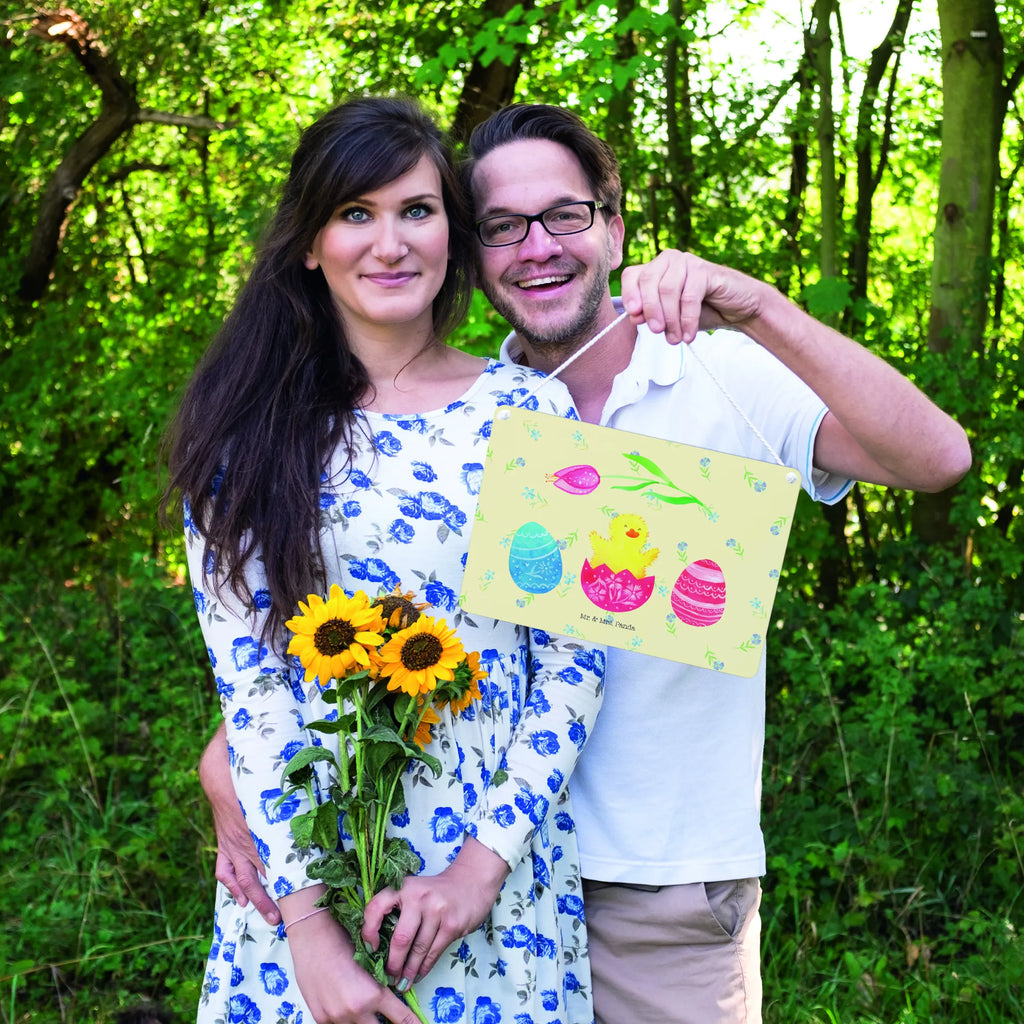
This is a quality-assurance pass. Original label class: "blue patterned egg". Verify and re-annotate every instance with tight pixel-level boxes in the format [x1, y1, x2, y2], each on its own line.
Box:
[508, 521, 563, 594]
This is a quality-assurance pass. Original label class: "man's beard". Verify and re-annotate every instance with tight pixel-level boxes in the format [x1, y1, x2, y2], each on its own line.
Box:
[481, 256, 612, 358]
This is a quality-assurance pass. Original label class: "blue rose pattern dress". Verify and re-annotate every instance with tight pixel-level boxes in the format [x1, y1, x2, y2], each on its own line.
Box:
[188, 360, 605, 1024]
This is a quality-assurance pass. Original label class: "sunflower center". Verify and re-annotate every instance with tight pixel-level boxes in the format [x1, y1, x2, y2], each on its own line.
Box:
[377, 595, 422, 629]
[314, 618, 357, 655]
[400, 634, 444, 670]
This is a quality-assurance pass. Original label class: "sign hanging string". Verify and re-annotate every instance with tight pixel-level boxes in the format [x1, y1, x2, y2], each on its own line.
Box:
[506, 310, 792, 472]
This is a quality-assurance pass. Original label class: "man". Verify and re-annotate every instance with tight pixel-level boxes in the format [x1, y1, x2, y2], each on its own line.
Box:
[202, 104, 970, 1023]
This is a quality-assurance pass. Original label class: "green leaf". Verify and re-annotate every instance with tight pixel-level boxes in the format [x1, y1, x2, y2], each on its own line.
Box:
[311, 800, 341, 850]
[289, 809, 317, 848]
[301, 716, 349, 734]
[622, 452, 673, 484]
[801, 276, 853, 320]
[281, 745, 338, 786]
[308, 849, 362, 890]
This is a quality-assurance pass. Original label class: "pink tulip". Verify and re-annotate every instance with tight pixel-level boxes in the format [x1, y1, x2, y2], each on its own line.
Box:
[548, 464, 601, 495]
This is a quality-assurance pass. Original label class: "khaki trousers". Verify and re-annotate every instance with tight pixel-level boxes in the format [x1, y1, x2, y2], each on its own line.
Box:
[582, 878, 762, 1024]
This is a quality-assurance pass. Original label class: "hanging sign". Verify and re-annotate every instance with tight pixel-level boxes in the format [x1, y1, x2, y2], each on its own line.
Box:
[461, 407, 802, 677]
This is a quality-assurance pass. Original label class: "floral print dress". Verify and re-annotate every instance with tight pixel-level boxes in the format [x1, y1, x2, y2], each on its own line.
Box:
[188, 360, 605, 1024]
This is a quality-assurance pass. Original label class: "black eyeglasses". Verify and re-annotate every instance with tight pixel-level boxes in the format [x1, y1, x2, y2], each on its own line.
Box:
[475, 200, 607, 247]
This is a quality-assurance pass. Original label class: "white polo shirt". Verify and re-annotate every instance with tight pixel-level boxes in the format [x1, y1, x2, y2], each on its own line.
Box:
[500, 312, 852, 885]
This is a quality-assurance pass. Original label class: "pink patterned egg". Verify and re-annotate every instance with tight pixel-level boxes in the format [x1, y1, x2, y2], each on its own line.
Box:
[670, 559, 726, 627]
[580, 558, 656, 613]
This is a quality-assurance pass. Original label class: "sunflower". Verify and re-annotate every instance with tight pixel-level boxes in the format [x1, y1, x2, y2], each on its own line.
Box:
[286, 585, 386, 684]
[447, 650, 486, 715]
[372, 585, 428, 630]
[411, 702, 441, 749]
[376, 616, 465, 696]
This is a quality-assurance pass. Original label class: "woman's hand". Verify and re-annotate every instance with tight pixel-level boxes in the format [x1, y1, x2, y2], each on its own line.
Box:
[361, 836, 510, 991]
[284, 904, 422, 1024]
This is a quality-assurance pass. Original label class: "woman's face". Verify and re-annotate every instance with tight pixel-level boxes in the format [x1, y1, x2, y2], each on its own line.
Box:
[305, 155, 450, 339]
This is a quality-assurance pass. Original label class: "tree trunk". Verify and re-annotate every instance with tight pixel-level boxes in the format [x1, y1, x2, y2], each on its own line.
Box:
[450, 0, 533, 143]
[913, 0, 1004, 545]
[848, 0, 914, 305]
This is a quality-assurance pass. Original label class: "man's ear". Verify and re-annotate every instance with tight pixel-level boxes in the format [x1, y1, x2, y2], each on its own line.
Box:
[607, 212, 625, 271]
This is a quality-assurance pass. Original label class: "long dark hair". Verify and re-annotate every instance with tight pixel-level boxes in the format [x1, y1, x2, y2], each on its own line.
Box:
[163, 96, 475, 643]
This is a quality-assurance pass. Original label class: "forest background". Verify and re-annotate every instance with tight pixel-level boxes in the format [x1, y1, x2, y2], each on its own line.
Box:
[1, 0, 1022, 1022]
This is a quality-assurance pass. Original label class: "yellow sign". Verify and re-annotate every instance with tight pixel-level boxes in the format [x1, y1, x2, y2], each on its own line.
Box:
[462, 407, 802, 677]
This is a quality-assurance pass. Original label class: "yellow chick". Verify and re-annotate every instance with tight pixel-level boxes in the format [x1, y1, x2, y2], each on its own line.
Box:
[588, 514, 660, 578]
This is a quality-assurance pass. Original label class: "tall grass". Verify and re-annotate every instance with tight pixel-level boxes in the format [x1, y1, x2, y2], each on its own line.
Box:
[1, 537, 1020, 1023]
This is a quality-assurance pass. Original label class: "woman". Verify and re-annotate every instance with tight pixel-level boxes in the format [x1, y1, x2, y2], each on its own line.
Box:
[165, 97, 605, 1024]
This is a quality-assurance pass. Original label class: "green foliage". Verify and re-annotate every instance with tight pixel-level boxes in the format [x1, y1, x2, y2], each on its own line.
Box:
[1, 0, 1022, 1020]
[0, 558, 215, 1022]
[761, 538, 1024, 1022]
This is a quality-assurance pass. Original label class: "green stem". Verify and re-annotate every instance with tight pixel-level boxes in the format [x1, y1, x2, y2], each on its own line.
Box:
[351, 684, 374, 903]
[401, 985, 430, 1024]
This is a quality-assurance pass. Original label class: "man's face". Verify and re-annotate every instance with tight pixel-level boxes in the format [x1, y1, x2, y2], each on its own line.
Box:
[470, 138, 624, 354]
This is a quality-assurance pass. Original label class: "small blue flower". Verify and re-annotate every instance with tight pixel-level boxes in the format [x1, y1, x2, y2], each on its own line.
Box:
[472, 995, 501, 1024]
[430, 807, 464, 844]
[253, 589, 272, 610]
[273, 876, 293, 897]
[231, 637, 265, 671]
[348, 468, 374, 489]
[419, 491, 450, 521]
[260, 788, 299, 824]
[501, 924, 536, 951]
[461, 463, 485, 494]
[493, 805, 516, 827]
[444, 504, 468, 530]
[374, 431, 402, 456]
[526, 689, 551, 715]
[531, 628, 551, 647]
[545, 768, 564, 794]
[389, 519, 415, 544]
[227, 994, 261, 1023]
[531, 851, 551, 889]
[341, 499, 362, 517]
[249, 832, 270, 865]
[319, 492, 337, 509]
[431, 987, 466, 1023]
[568, 721, 586, 750]
[232, 708, 252, 730]
[395, 415, 429, 434]
[558, 666, 583, 685]
[554, 811, 574, 832]
[260, 962, 289, 996]
[557, 893, 585, 921]
[529, 730, 560, 756]
[279, 739, 304, 762]
[541, 989, 558, 1011]
[193, 587, 207, 613]
[412, 461, 437, 482]
[424, 579, 458, 611]
[514, 787, 549, 825]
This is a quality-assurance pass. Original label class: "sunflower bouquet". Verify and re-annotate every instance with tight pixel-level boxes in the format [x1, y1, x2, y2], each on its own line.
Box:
[278, 583, 485, 1020]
